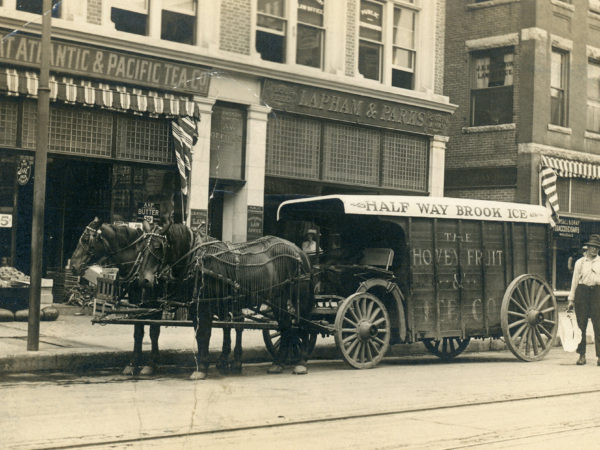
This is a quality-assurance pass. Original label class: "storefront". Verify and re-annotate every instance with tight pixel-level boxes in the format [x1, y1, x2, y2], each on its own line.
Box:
[0, 29, 210, 275]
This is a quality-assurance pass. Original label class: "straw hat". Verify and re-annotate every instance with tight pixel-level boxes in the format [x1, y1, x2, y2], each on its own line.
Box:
[306, 228, 317, 235]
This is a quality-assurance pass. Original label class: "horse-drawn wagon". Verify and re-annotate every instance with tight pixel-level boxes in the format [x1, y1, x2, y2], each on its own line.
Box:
[276, 194, 559, 368]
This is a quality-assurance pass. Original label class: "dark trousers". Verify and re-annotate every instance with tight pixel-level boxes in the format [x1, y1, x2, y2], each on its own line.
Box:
[574, 284, 600, 357]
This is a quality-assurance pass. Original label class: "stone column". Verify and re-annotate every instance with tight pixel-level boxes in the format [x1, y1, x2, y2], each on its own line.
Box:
[187, 96, 215, 228]
[430, 135, 449, 197]
[222, 104, 271, 243]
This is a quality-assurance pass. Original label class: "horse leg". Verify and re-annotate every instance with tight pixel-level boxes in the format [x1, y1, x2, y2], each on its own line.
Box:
[190, 308, 212, 380]
[216, 327, 232, 374]
[291, 328, 308, 375]
[123, 324, 144, 375]
[140, 325, 160, 376]
[230, 325, 243, 374]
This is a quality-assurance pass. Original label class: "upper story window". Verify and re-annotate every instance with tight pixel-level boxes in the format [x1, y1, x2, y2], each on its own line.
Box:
[550, 48, 569, 127]
[112, 1, 148, 36]
[587, 59, 600, 133]
[296, 0, 325, 68]
[470, 47, 514, 126]
[17, 0, 61, 17]
[358, 0, 384, 81]
[392, 5, 416, 89]
[256, 0, 287, 63]
[161, 0, 196, 44]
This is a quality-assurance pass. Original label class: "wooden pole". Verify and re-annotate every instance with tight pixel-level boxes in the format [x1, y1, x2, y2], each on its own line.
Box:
[27, 0, 52, 351]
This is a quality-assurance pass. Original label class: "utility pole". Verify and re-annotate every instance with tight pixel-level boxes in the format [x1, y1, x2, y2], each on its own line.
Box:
[27, 0, 52, 351]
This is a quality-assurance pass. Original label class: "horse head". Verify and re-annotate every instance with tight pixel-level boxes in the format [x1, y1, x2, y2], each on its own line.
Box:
[70, 218, 104, 275]
[137, 220, 172, 289]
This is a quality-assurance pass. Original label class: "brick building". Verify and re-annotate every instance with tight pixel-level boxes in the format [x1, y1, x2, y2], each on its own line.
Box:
[0, 0, 454, 276]
[444, 0, 600, 293]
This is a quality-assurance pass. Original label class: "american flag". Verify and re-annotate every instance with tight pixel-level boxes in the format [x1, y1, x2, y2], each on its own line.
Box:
[540, 166, 559, 227]
[172, 116, 198, 195]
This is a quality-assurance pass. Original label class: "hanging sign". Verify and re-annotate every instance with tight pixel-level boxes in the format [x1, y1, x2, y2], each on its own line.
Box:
[137, 202, 161, 224]
[16, 157, 32, 186]
[247, 205, 263, 240]
[554, 217, 580, 239]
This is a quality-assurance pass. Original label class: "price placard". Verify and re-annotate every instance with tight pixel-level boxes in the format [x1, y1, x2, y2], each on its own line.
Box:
[0, 213, 12, 228]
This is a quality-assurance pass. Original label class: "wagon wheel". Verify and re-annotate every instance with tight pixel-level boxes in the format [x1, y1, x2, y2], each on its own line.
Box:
[423, 337, 471, 360]
[501, 274, 558, 361]
[262, 328, 318, 361]
[335, 292, 390, 369]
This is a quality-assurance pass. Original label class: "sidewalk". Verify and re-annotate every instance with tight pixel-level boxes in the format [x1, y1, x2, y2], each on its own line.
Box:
[0, 305, 590, 374]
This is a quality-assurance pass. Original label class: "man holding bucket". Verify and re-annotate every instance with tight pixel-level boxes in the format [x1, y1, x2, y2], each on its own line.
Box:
[567, 234, 600, 365]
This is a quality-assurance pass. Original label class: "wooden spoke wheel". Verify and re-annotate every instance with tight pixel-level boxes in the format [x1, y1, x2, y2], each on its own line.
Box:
[262, 328, 318, 361]
[334, 292, 390, 369]
[501, 274, 558, 362]
[423, 337, 471, 360]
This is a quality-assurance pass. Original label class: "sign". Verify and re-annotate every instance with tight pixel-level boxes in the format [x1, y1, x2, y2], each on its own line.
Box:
[0, 30, 211, 95]
[0, 213, 12, 228]
[554, 217, 580, 238]
[137, 202, 160, 224]
[190, 208, 208, 234]
[247, 205, 264, 240]
[16, 157, 32, 186]
[262, 79, 451, 135]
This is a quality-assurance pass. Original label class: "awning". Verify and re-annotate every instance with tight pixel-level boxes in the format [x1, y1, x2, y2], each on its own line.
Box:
[541, 155, 600, 180]
[0, 68, 200, 119]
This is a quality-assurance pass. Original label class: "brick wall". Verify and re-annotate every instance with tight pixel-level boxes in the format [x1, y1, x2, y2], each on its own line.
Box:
[87, 0, 102, 25]
[434, 0, 445, 95]
[220, 0, 252, 55]
[345, 0, 357, 77]
[445, 187, 516, 202]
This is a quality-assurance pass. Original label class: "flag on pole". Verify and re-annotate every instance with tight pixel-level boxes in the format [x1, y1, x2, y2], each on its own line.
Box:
[172, 116, 198, 196]
[540, 165, 559, 227]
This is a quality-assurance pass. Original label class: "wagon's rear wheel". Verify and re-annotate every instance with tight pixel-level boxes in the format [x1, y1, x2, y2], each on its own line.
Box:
[423, 337, 471, 360]
[335, 292, 390, 369]
[501, 274, 558, 361]
[262, 329, 318, 361]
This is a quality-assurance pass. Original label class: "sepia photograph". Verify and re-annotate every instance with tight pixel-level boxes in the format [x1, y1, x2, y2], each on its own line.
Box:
[1, 0, 600, 448]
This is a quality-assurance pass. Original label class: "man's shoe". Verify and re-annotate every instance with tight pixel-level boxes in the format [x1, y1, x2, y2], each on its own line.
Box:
[577, 355, 586, 365]
[267, 364, 283, 374]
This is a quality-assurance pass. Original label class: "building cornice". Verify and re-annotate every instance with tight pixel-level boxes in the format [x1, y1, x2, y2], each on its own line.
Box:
[521, 27, 548, 42]
[465, 33, 519, 51]
[519, 143, 600, 164]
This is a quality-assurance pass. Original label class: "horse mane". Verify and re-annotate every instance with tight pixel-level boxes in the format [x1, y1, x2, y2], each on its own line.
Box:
[100, 223, 143, 249]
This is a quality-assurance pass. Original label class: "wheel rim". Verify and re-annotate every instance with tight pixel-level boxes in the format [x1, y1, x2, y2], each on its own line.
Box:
[262, 329, 317, 360]
[501, 274, 558, 361]
[334, 292, 390, 369]
[423, 337, 471, 360]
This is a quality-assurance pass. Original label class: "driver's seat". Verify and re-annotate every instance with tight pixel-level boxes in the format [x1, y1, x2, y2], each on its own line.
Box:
[360, 248, 394, 270]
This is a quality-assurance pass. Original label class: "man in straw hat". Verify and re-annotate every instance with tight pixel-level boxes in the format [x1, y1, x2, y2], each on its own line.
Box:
[301, 228, 319, 254]
[567, 234, 600, 365]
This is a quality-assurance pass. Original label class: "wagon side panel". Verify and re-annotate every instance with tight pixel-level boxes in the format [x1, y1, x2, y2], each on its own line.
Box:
[409, 218, 436, 337]
[434, 220, 462, 336]
[459, 221, 485, 336]
[481, 221, 508, 336]
[510, 223, 547, 279]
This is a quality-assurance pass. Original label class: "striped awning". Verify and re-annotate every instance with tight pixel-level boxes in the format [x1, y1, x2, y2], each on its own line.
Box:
[0, 68, 200, 119]
[541, 155, 600, 180]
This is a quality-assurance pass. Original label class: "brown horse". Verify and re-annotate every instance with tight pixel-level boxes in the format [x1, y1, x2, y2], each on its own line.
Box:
[137, 221, 314, 380]
[70, 218, 161, 375]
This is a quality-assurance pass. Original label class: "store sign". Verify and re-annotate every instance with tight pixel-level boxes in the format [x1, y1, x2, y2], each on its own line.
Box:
[16, 157, 32, 186]
[0, 30, 210, 95]
[262, 79, 451, 135]
[190, 208, 208, 234]
[247, 205, 263, 240]
[0, 213, 12, 228]
[360, 1, 382, 26]
[137, 202, 161, 224]
[554, 217, 580, 238]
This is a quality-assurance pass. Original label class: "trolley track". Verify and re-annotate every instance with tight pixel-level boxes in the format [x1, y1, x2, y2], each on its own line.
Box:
[35, 386, 600, 450]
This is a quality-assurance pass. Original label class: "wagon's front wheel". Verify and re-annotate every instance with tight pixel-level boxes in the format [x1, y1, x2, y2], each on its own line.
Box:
[423, 337, 471, 360]
[335, 292, 390, 369]
[501, 274, 558, 361]
[262, 329, 318, 361]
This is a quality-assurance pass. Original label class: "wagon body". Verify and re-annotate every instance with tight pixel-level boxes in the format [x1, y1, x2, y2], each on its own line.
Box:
[277, 195, 557, 366]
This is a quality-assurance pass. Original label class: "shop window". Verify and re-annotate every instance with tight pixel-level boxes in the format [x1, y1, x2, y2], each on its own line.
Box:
[296, 0, 325, 68]
[587, 59, 600, 133]
[256, 0, 287, 63]
[0, 98, 18, 147]
[381, 131, 428, 191]
[17, 0, 61, 17]
[358, 0, 383, 81]
[551, 48, 569, 127]
[392, 5, 416, 89]
[210, 104, 246, 180]
[111, 1, 148, 36]
[116, 114, 172, 164]
[161, 0, 196, 45]
[471, 47, 514, 126]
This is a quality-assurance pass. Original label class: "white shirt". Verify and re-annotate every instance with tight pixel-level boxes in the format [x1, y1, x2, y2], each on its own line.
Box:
[568, 255, 600, 301]
[302, 240, 317, 254]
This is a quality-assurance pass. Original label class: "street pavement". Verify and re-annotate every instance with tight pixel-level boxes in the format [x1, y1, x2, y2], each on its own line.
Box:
[0, 304, 592, 374]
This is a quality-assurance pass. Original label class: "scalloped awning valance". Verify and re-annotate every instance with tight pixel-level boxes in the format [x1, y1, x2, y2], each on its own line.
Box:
[541, 155, 600, 180]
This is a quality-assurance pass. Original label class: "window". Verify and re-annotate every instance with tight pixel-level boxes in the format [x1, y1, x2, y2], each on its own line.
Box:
[358, 0, 383, 81]
[392, 5, 416, 89]
[161, 0, 196, 44]
[111, 1, 148, 36]
[587, 59, 600, 133]
[551, 48, 568, 127]
[256, 0, 287, 63]
[296, 0, 325, 68]
[471, 48, 514, 126]
[17, 0, 61, 17]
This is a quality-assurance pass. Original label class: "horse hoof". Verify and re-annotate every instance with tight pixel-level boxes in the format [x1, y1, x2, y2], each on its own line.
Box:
[230, 362, 242, 374]
[190, 371, 208, 380]
[216, 360, 229, 374]
[122, 365, 136, 376]
[267, 364, 283, 374]
[292, 365, 308, 375]
[139, 365, 155, 376]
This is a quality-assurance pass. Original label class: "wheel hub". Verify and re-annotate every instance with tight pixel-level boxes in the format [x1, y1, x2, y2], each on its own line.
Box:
[526, 309, 544, 325]
[358, 320, 377, 340]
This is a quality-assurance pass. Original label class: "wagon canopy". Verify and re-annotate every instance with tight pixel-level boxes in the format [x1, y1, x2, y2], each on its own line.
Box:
[277, 195, 551, 224]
